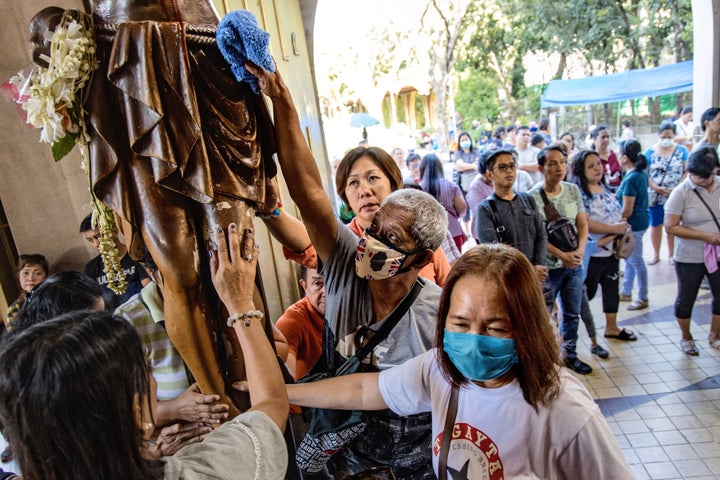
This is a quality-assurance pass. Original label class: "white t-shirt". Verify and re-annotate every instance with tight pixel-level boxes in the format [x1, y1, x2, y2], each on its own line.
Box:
[516, 146, 542, 184]
[378, 349, 634, 480]
[674, 118, 694, 139]
[513, 169, 535, 193]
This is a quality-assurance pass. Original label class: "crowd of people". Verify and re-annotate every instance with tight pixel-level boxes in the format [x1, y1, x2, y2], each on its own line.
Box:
[3, 59, 720, 479]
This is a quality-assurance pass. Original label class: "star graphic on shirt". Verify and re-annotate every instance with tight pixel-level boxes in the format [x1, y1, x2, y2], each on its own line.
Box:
[447, 459, 470, 479]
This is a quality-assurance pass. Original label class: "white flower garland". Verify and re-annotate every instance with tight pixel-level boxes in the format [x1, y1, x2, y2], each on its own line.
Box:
[8, 11, 127, 294]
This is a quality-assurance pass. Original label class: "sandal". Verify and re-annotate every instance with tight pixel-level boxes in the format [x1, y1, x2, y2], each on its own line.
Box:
[604, 328, 637, 341]
[680, 339, 699, 356]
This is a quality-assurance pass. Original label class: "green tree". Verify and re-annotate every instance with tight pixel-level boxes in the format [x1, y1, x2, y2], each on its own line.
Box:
[422, 0, 477, 147]
[454, 72, 500, 131]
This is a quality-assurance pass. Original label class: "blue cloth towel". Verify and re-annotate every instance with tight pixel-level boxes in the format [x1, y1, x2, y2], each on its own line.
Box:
[216, 10, 275, 93]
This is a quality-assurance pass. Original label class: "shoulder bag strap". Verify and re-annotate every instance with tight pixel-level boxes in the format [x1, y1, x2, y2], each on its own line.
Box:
[539, 188, 562, 221]
[693, 188, 720, 232]
[437, 384, 460, 480]
[653, 147, 676, 187]
[335, 278, 426, 375]
[487, 196, 506, 243]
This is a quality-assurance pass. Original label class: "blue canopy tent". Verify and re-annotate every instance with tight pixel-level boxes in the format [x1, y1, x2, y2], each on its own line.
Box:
[541, 60, 693, 108]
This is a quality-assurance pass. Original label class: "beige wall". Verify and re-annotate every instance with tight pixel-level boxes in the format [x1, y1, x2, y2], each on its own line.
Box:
[0, 1, 329, 321]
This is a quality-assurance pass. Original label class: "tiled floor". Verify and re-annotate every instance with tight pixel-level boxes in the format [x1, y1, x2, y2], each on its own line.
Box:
[574, 248, 720, 479]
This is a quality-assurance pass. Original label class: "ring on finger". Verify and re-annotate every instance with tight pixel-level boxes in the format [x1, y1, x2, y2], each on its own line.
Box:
[244, 253, 253, 262]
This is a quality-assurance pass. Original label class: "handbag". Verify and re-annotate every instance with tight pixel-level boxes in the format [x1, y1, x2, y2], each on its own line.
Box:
[539, 189, 578, 252]
[295, 279, 425, 474]
[611, 226, 636, 259]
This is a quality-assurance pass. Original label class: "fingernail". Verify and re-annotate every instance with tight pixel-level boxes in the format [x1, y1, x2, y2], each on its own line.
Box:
[216, 227, 223, 233]
[230, 223, 236, 230]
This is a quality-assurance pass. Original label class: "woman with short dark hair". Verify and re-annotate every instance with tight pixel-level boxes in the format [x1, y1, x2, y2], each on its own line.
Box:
[665, 147, 720, 356]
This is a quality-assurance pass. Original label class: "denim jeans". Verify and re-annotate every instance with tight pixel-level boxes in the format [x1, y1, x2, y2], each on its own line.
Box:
[545, 265, 584, 359]
[621, 229, 648, 301]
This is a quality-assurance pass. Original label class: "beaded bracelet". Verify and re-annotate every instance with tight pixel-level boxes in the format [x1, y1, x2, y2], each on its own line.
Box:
[227, 310, 264, 327]
[255, 202, 282, 220]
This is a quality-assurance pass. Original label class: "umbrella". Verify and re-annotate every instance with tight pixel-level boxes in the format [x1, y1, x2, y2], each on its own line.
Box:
[349, 112, 380, 141]
[349, 112, 380, 128]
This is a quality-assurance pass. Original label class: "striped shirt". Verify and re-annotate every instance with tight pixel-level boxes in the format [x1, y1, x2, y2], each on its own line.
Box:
[115, 282, 190, 401]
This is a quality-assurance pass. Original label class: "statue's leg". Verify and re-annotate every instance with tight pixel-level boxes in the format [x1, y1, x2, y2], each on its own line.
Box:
[128, 163, 241, 418]
[200, 198, 270, 411]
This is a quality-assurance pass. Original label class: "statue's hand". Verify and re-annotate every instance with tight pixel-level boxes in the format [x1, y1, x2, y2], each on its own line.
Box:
[244, 61, 286, 99]
[210, 224, 257, 314]
[148, 422, 212, 458]
[170, 383, 230, 424]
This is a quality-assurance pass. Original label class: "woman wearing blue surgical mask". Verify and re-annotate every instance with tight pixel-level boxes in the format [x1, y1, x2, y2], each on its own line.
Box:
[645, 121, 689, 265]
[452, 131, 479, 235]
[287, 244, 633, 479]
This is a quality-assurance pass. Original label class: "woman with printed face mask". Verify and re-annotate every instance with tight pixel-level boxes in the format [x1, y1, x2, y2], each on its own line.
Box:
[247, 63, 450, 478]
[645, 121, 689, 265]
[287, 245, 633, 479]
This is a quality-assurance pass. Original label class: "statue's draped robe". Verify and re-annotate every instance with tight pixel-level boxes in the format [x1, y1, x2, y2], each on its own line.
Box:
[83, 0, 278, 414]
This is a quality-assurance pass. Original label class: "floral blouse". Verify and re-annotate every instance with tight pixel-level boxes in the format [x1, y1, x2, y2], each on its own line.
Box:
[582, 185, 623, 257]
[645, 145, 688, 206]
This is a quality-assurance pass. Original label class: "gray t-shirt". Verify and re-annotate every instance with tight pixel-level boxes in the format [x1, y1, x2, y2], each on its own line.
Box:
[322, 219, 441, 368]
[321, 219, 440, 477]
[664, 176, 720, 263]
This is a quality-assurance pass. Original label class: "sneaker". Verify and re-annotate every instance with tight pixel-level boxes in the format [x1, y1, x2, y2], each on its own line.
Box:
[627, 299, 649, 311]
[564, 357, 593, 374]
[619, 294, 632, 302]
[591, 344, 609, 358]
[647, 256, 660, 265]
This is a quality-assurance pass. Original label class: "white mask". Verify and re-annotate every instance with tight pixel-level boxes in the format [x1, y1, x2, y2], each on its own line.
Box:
[659, 138, 674, 148]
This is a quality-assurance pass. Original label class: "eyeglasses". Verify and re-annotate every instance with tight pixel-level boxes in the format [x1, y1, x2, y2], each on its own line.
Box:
[493, 162, 517, 172]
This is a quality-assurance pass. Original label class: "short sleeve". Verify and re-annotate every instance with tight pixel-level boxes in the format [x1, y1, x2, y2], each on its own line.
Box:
[556, 409, 634, 479]
[664, 185, 686, 216]
[378, 351, 434, 416]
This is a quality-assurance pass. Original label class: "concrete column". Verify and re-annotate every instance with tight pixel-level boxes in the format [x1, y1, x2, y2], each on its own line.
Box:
[692, 0, 720, 125]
